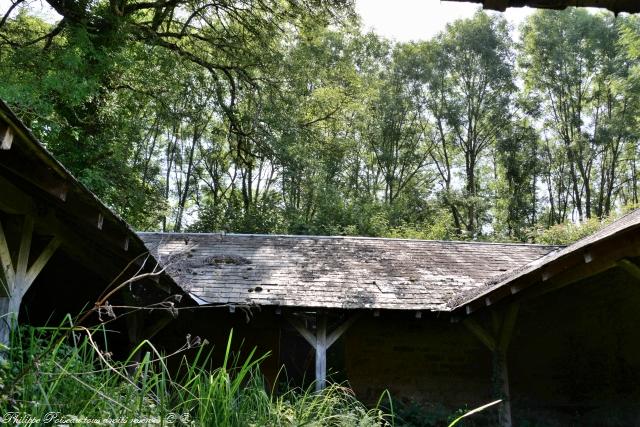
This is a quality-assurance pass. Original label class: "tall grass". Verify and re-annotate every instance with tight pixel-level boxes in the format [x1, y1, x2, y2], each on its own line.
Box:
[0, 322, 390, 426]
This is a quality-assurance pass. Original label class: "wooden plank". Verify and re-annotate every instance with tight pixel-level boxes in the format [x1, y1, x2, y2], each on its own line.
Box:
[24, 237, 61, 288]
[463, 318, 496, 351]
[315, 312, 327, 392]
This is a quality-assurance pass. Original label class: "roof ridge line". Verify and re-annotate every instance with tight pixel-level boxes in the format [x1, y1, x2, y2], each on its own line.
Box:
[137, 231, 564, 247]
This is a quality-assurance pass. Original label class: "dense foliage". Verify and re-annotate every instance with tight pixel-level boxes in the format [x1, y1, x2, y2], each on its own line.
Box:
[1, 2, 639, 242]
[0, 326, 389, 425]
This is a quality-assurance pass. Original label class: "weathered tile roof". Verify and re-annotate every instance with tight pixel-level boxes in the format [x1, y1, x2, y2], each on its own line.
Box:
[451, 208, 640, 311]
[139, 232, 558, 311]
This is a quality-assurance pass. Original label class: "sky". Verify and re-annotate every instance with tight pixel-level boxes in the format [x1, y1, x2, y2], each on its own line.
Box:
[0, 0, 604, 43]
[355, 0, 536, 41]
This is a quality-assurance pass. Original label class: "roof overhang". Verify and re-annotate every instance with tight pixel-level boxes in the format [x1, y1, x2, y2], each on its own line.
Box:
[445, 0, 640, 13]
[0, 99, 193, 306]
[454, 212, 640, 316]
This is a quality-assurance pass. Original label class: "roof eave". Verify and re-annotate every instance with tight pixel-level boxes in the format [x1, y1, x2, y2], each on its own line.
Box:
[444, 0, 640, 13]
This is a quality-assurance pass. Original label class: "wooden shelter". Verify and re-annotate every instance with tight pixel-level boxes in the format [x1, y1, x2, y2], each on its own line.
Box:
[144, 213, 640, 425]
[0, 100, 190, 352]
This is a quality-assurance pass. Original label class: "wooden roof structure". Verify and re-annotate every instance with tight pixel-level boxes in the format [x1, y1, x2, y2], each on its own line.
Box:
[0, 99, 161, 272]
[142, 208, 640, 315]
[0, 99, 190, 343]
[454, 208, 640, 314]
[448, 0, 640, 13]
[140, 233, 558, 311]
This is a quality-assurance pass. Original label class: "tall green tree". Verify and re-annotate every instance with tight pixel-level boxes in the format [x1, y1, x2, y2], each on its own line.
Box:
[520, 9, 638, 221]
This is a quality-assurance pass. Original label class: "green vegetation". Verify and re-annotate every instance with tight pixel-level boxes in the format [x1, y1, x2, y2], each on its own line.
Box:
[0, 324, 389, 425]
[2, 3, 639, 243]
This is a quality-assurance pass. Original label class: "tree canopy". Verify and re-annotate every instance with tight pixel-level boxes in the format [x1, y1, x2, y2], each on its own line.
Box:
[1, 3, 639, 243]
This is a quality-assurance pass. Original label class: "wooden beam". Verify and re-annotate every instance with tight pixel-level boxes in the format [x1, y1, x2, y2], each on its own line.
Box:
[0, 219, 15, 292]
[315, 312, 327, 392]
[463, 318, 496, 352]
[288, 312, 359, 392]
[15, 215, 33, 290]
[0, 215, 63, 345]
[287, 315, 316, 348]
[326, 314, 360, 348]
[494, 351, 512, 427]
[523, 258, 617, 302]
[464, 231, 640, 315]
[0, 144, 69, 202]
[24, 237, 61, 288]
[0, 126, 13, 150]
[459, 307, 516, 425]
[462, 305, 518, 427]
[483, 0, 508, 11]
[494, 305, 519, 427]
[583, 251, 594, 263]
[123, 291, 144, 366]
[497, 304, 519, 353]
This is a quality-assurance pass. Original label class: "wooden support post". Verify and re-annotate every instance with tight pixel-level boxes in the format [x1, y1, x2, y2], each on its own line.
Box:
[463, 303, 519, 427]
[1, 126, 13, 150]
[495, 304, 518, 427]
[315, 312, 327, 392]
[493, 351, 511, 427]
[0, 220, 15, 294]
[287, 312, 359, 392]
[0, 216, 59, 346]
